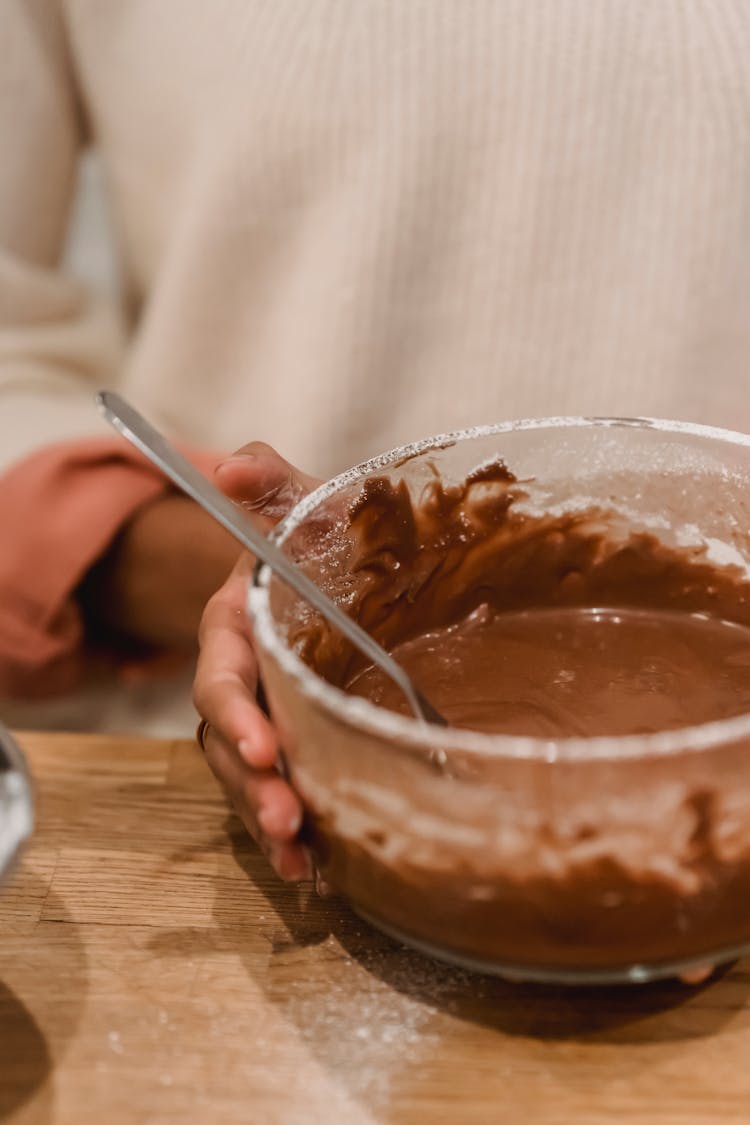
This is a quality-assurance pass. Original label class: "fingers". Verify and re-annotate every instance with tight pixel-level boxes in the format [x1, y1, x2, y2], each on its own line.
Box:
[201, 443, 322, 759]
[194, 559, 276, 769]
[195, 441, 321, 882]
[194, 555, 310, 881]
[214, 441, 322, 523]
[204, 729, 302, 840]
[203, 725, 310, 882]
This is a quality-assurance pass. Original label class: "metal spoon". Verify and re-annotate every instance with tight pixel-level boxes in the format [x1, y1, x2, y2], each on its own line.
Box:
[97, 392, 448, 727]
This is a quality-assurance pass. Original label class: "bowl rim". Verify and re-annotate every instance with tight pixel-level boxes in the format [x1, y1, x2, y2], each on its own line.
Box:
[249, 415, 750, 762]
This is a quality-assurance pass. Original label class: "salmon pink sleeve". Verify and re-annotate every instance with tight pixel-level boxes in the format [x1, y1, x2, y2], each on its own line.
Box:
[0, 436, 222, 697]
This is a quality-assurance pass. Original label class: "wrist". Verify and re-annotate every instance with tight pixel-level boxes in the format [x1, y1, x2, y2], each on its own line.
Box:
[79, 493, 240, 651]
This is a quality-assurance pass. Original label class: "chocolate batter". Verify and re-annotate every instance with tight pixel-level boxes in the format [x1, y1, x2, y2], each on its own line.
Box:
[346, 606, 750, 737]
[279, 458, 750, 974]
[295, 458, 750, 728]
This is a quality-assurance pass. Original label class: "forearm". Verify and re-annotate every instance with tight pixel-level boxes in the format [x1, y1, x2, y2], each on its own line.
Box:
[80, 493, 241, 651]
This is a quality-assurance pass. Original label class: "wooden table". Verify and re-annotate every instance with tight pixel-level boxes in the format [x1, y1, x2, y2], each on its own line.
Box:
[2, 734, 750, 1124]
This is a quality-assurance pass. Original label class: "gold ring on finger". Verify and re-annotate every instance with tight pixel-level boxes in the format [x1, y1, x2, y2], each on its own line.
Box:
[195, 718, 210, 753]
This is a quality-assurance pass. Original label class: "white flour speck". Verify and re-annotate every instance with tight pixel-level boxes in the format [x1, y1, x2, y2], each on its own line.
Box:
[272, 932, 478, 1109]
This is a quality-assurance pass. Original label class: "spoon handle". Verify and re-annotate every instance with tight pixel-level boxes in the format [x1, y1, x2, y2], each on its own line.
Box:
[96, 392, 445, 727]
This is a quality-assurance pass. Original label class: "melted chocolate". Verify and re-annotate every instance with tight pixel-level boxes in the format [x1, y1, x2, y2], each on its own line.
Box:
[346, 606, 750, 737]
[282, 460, 750, 974]
[293, 459, 750, 698]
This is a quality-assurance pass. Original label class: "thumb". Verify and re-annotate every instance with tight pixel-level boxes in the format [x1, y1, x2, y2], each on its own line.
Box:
[214, 441, 322, 525]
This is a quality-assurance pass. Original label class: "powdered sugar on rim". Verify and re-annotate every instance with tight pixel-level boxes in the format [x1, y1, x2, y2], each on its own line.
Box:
[249, 416, 750, 763]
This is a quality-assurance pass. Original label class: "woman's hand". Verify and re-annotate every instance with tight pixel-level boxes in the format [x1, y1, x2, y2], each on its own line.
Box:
[193, 444, 321, 880]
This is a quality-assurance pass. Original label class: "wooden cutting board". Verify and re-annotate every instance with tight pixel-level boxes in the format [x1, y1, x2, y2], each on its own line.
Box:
[1, 731, 749, 1124]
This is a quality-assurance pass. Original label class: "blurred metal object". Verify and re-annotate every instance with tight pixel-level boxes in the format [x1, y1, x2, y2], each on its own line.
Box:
[0, 723, 34, 886]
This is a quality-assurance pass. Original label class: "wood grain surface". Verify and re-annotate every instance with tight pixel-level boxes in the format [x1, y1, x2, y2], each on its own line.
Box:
[1, 732, 750, 1124]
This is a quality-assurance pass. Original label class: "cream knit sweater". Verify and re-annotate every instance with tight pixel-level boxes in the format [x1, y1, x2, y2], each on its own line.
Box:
[2, 0, 750, 732]
[4, 0, 750, 477]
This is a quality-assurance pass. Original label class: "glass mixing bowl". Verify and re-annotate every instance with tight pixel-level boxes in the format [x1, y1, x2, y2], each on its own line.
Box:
[249, 418, 750, 984]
